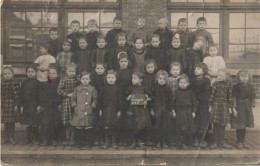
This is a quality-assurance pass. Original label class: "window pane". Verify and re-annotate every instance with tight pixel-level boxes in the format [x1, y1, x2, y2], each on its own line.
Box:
[171, 0, 187, 2]
[246, 13, 260, 28]
[187, 13, 203, 28]
[230, 0, 246, 2]
[171, 13, 186, 29]
[42, 12, 58, 27]
[204, 13, 219, 28]
[26, 12, 41, 27]
[229, 13, 245, 28]
[245, 45, 260, 60]
[204, 0, 220, 2]
[100, 12, 116, 28]
[84, 12, 100, 27]
[229, 45, 245, 60]
[67, 0, 84, 1]
[188, 0, 203, 2]
[10, 12, 26, 27]
[229, 29, 245, 44]
[246, 29, 260, 44]
[207, 29, 219, 43]
[247, 0, 260, 2]
[102, 0, 117, 2]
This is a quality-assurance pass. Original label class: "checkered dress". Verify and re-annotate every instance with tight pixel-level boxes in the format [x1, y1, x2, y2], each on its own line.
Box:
[57, 76, 78, 125]
[1, 80, 20, 123]
[56, 51, 73, 78]
[209, 81, 233, 126]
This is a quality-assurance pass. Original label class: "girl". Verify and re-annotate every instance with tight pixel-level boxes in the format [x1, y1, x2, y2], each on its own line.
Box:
[98, 70, 122, 149]
[125, 72, 152, 149]
[151, 70, 172, 149]
[209, 68, 233, 149]
[129, 38, 148, 73]
[168, 62, 183, 93]
[231, 70, 255, 149]
[57, 63, 78, 146]
[40, 67, 62, 146]
[172, 75, 197, 150]
[70, 71, 98, 149]
[203, 44, 226, 85]
[19, 65, 41, 145]
[143, 59, 157, 91]
[56, 40, 74, 78]
[1, 65, 20, 145]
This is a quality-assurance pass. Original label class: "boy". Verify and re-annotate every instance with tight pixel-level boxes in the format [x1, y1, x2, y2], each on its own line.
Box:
[47, 28, 62, 58]
[105, 17, 125, 49]
[175, 18, 191, 49]
[85, 19, 100, 50]
[67, 20, 84, 52]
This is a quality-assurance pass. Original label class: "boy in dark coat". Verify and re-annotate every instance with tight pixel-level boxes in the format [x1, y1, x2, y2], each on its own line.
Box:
[175, 18, 192, 49]
[85, 19, 100, 50]
[67, 20, 84, 52]
[47, 28, 62, 58]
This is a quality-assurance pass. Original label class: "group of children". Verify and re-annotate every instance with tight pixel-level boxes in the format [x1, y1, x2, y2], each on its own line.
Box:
[1, 16, 255, 150]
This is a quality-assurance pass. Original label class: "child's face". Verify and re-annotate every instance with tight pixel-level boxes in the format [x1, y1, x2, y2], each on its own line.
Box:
[49, 68, 58, 80]
[179, 79, 189, 89]
[40, 46, 48, 55]
[132, 74, 142, 85]
[178, 22, 187, 32]
[118, 36, 126, 46]
[119, 58, 128, 69]
[134, 39, 144, 50]
[106, 74, 116, 85]
[146, 63, 155, 74]
[194, 67, 204, 76]
[80, 75, 90, 86]
[151, 37, 160, 47]
[137, 18, 145, 28]
[95, 64, 105, 75]
[239, 74, 249, 83]
[79, 39, 87, 49]
[63, 42, 71, 52]
[66, 67, 76, 77]
[209, 46, 218, 57]
[97, 38, 107, 48]
[157, 20, 167, 29]
[217, 71, 227, 82]
[88, 24, 97, 32]
[113, 20, 122, 29]
[49, 31, 58, 40]
[193, 40, 203, 50]
[3, 69, 14, 80]
[27, 68, 36, 79]
[71, 23, 80, 32]
[171, 39, 181, 48]
[157, 75, 166, 86]
[197, 21, 207, 30]
[170, 66, 181, 77]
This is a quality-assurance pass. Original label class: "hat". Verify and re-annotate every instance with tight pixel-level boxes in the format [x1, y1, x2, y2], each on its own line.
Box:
[87, 19, 97, 26]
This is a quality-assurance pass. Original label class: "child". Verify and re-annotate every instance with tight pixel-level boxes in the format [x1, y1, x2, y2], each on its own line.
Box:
[209, 68, 233, 149]
[125, 72, 152, 149]
[72, 36, 92, 74]
[98, 70, 122, 149]
[70, 71, 98, 149]
[90, 63, 106, 93]
[231, 70, 255, 149]
[67, 20, 84, 52]
[19, 65, 41, 145]
[1, 65, 20, 145]
[34, 43, 56, 82]
[146, 34, 166, 70]
[85, 19, 100, 50]
[127, 17, 150, 45]
[40, 67, 62, 146]
[203, 44, 226, 85]
[190, 63, 212, 148]
[167, 33, 187, 73]
[175, 18, 191, 49]
[151, 70, 172, 149]
[143, 59, 157, 91]
[56, 40, 73, 78]
[129, 38, 148, 73]
[57, 63, 78, 146]
[105, 17, 125, 49]
[153, 17, 173, 50]
[172, 75, 196, 150]
[47, 28, 62, 58]
[168, 62, 183, 93]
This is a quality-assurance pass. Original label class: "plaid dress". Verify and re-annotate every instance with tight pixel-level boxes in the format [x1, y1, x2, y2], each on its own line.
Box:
[56, 51, 73, 78]
[1, 80, 20, 123]
[57, 76, 78, 125]
[209, 81, 233, 126]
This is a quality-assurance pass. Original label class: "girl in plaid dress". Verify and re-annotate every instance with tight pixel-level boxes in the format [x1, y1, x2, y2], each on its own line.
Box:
[1, 66, 20, 144]
[209, 68, 233, 149]
[57, 63, 78, 146]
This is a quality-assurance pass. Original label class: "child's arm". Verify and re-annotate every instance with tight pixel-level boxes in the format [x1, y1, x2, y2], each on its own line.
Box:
[209, 82, 217, 112]
[207, 31, 214, 45]
[181, 49, 188, 73]
[227, 83, 234, 114]
[171, 92, 176, 117]
[198, 78, 212, 103]
[57, 78, 67, 97]
[190, 91, 197, 118]
[91, 88, 98, 109]
[71, 88, 77, 108]
[251, 85, 256, 107]
[13, 82, 21, 113]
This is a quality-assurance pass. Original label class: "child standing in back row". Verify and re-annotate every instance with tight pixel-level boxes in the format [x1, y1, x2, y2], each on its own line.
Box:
[175, 18, 191, 49]
[85, 19, 100, 50]
[67, 20, 84, 52]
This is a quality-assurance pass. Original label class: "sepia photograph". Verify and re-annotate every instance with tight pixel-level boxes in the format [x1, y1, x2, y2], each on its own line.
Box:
[1, 0, 260, 165]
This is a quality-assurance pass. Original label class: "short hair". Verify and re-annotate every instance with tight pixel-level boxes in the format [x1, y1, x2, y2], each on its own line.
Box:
[197, 17, 207, 24]
[97, 34, 106, 41]
[145, 59, 157, 72]
[66, 63, 77, 70]
[26, 65, 37, 73]
[178, 74, 189, 83]
[2, 65, 14, 74]
[95, 62, 106, 69]
[156, 70, 169, 84]
[62, 39, 71, 45]
[195, 62, 208, 75]
[151, 34, 160, 41]
[236, 69, 252, 83]
[178, 18, 188, 25]
[71, 20, 80, 26]
[132, 72, 144, 80]
[117, 32, 127, 40]
[39, 43, 50, 50]
[137, 17, 146, 21]
[208, 43, 219, 50]
[106, 69, 117, 78]
[117, 51, 129, 60]
[134, 37, 144, 44]
[113, 17, 122, 23]
[49, 66, 59, 73]
[49, 27, 58, 34]
[78, 36, 87, 42]
[79, 71, 90, 79]
[157, 17, 169, 26]
[170, 61, 182, 71]
[217, 68, 230, 80]
[87, 19, 98, 27]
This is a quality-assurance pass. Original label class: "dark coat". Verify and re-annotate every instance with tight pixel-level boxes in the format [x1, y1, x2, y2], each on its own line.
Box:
[153, 28, 173, 51]
[90, 48, 110, 68]
[176, 29, 192, 49]
[129, 47, 148, 73]
[116, 68, 133, 95]
[189, 29, 214, 47]
[90, 71, 105, 93]
[167, 46, 187, 73]
[143, 72, 156, 91]
[85, 31, 99, 50]
[67, 31, 84, 52]
[47, 38, 62, 58]
[186, 48, 203, 77]
[73, 48, 92, 73]
[147, 46, 166, 70]
[105, 28, 125, 49]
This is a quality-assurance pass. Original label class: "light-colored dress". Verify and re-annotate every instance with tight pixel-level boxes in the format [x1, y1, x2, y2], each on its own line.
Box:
[34, 54, 56, 82]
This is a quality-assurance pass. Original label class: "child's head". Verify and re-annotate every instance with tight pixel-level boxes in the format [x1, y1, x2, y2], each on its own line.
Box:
[136, 17, 146, 29]
[216, 68, 229, 82]
[134, 38, 144, 50]
[62, 40, 71, 52]
[194, 62, 208, 77]
[118, 51, 129, 69]
[106, 70, 117, 85]
[193, 38, 205, 51]
[157, 17, 169, 30]
[78, 36, 88, 49]
[26, 65, 37, 79]
[113, 17, 122, 29]
[171, 33, 181, 49]
[170, 62, 181, 77]
[197, 17, 207, 30]
[178, 18, 188, 32]
[145, 59, 157, 74]
[79, 71, 91, 86]
[156, 70, 169, 86]
[2, 65, 14, 80]
[39, 43, 49, 55]
[132, 72, 143, 85]
[178, 74, 189, 89]
[49, 28, 58, 40]
[151, 34, 160, 48]
[70, 20, 80, 32]
[237, 70, 251, 84]
[48, 67, 58, 80]
[117, 32, 127, 47]
[208, 44, 219, 57]
[96, 35, 107, 49]
[95, 63, 105, 75]
[66, 63, 77, 77]
[87, 19, 98, 32]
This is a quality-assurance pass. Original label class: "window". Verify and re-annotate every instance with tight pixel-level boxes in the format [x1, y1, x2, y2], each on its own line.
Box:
[171, 0, 220, 2]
